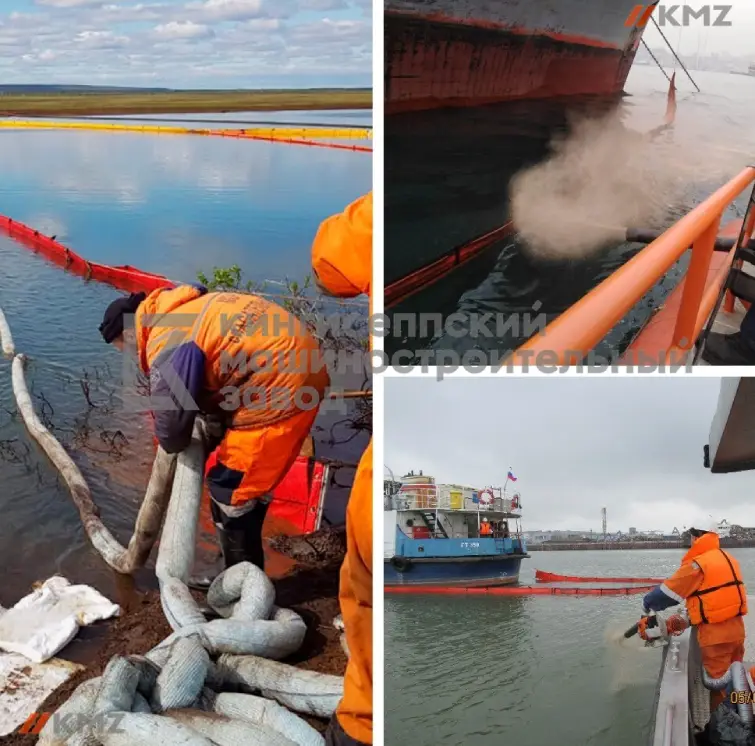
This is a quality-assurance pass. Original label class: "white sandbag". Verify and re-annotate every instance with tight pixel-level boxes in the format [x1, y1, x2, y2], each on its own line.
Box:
[209, 692, 325, 746]
[37, 677, 101, 744]
[97, 713, 215, 745]
[0, 577, 119, 663]
[153, 617, 306, 660]
[93, 657, 139, 714]
[155, 436, 205, 587]
[150, 637, 209, 712]
[216, 655, 343, 718]
[166, 710, 298, 746]
[207, 563, 275, 621]
[0, 308, 14, 356]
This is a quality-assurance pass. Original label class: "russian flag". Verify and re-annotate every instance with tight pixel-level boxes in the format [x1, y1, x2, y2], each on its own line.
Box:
[507, 470, 518, 482]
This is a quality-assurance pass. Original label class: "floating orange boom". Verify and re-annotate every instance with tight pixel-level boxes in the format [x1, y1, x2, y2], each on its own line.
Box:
[385, 584, 655, 596]
[535, 569, 664, 584]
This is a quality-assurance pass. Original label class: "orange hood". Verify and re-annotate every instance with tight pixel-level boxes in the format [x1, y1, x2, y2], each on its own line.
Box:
[682, 531, 720, 565]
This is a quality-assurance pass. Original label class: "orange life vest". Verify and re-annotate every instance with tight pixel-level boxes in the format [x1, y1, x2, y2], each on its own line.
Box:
[134, 285, 329, 430]
[683, 533, 747, 626]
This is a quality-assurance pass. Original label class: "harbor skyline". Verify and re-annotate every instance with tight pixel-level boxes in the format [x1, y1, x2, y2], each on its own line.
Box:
[385, 377, 755, 535]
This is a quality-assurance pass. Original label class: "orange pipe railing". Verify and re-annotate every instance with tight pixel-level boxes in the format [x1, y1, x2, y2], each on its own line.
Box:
[508, 167, 755, 366]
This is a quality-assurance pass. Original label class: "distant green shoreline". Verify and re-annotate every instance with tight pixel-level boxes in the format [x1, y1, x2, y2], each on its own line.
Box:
[0, 89, 372, 116]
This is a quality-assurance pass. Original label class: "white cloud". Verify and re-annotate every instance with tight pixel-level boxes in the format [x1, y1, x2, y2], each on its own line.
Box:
[96, 3, 167, 22]
[0, 0, 372, 85]
[35, 0, 106, 7]
[153, 20, 214, 40]
[184, 0, 264, 22]
[76, 30, 130, 48]
[244, 18, 280, 31]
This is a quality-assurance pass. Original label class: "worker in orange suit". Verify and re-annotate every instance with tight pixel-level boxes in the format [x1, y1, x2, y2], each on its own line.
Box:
[312, 192, 373, 746]
[642, 527, 747, 713]
[312, 192, 372, 303]
[99, 284, 329, 578]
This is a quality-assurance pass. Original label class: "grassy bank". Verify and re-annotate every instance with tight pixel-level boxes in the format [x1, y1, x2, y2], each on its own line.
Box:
[0, 88, 372, 116]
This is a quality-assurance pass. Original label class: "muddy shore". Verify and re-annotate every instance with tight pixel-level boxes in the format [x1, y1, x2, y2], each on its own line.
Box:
[3, 545, 346, 744]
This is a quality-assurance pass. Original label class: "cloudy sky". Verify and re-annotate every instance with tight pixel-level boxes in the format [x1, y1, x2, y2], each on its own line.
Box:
[385, 377, 755, 535]
[0, 0, 371, 88]
[641, 0, 755, 57]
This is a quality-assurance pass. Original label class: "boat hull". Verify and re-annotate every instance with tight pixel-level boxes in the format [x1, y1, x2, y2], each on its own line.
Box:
[385, 0, 649, 113]
[384, 553, 525, 586]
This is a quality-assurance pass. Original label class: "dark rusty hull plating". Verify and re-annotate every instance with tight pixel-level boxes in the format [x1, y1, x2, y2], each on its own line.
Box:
[385, 0, 651, 113]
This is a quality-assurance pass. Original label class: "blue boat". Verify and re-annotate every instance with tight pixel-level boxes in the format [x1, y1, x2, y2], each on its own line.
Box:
[384, 471, 529, 587]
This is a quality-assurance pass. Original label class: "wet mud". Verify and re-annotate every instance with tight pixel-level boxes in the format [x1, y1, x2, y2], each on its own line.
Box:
[3, 560, 345, 744]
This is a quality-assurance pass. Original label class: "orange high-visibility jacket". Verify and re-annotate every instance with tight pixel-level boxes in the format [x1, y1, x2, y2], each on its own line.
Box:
[336, 438, 373, 743]
[645, 532, 747, 631]
[311, 192, 372, 299]
[312, 195, 373, 743]
[684, 537, 747, 626]
[133, 284, 329, 453]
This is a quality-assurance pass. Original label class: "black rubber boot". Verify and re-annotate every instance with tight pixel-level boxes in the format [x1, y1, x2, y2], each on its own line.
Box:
[188, 500, 269, 590]
[701, 332, 755, 365]
[212, 498, 269, 572]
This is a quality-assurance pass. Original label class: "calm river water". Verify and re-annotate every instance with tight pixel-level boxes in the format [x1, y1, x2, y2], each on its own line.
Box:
[385, 548, 755, 746]
[0, 110, 371, 605]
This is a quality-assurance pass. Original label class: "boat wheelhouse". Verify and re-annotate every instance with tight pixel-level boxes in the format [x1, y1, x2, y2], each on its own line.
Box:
[384, 471, 529, 587]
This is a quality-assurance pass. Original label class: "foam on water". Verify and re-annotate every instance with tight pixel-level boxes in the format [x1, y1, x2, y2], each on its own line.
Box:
[604, 615, 663, 693]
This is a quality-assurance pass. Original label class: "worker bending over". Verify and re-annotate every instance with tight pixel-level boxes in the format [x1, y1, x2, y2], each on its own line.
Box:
[99, 284, 329, 575]
[312, 192, 373, 746]
[642, 527, 747, 712]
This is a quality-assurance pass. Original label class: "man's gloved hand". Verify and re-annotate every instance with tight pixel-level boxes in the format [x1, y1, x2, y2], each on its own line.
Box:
[204, 413, 227, 440]
[198, 413, 227, 452]
[665, 614, 688, 636]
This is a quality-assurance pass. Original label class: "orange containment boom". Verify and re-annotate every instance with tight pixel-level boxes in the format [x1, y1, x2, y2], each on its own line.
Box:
[535, 569, 664, 584]
[385, 221, 515, 308]
[385, 584, 655, 596]
[0, 216, 334, 538]
[507, 166, 755, 366]
[0, 216, 176, 295]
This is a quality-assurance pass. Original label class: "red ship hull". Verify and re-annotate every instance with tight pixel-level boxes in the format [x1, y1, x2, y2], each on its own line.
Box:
[385, 1, 651, 113]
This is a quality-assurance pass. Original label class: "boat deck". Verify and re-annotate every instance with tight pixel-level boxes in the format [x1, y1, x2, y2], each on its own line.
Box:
[695, 261, 754, 366]
[652, 598, 755, 745]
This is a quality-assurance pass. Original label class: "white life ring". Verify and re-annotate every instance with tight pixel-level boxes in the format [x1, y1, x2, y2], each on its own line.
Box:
[479, 489, 494, 506]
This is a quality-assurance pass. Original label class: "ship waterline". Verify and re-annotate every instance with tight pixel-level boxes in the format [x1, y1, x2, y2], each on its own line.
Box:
[385, 0, 652, 113]
[385, 552, 526, 586]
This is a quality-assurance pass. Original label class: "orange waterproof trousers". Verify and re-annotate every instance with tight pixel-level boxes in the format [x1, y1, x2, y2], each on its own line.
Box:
[702, 640, 745, 710]
[205, 407, 320, 514]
